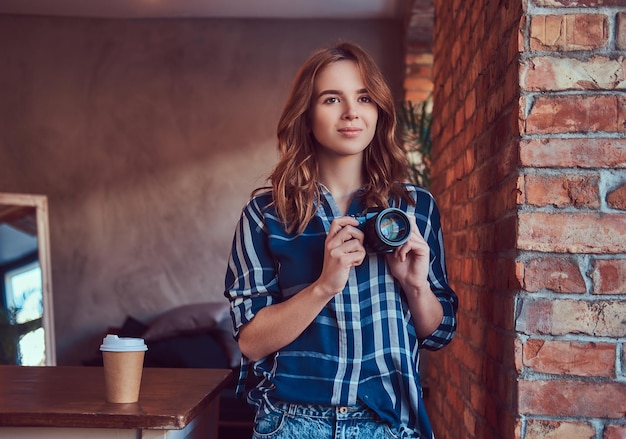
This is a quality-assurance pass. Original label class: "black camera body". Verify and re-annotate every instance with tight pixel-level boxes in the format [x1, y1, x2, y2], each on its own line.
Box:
[352, 207, 412, 253]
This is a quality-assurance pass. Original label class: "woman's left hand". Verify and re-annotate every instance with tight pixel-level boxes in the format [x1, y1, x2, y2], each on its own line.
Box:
[385, 215, 431, 295]
[386, 214, 444, 337]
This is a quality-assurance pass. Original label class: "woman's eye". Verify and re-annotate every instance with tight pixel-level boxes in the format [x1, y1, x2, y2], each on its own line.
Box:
[324, 97, 339, 104]
[358, 96, 373, 103]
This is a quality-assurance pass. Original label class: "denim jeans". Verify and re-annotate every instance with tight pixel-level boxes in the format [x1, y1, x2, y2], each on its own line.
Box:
[252, 399, 402, 439]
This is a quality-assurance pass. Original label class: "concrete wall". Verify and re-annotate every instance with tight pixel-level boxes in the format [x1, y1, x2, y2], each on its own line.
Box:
[0, 15, 405, 365]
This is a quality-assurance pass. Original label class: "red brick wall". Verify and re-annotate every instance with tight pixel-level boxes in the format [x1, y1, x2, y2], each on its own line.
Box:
[427, 0, 523, 437]
[404, 0, 434, 103]
[405, 42, 433, 102]
[517, 2, 626, 437]
[418, 0, 626, 438]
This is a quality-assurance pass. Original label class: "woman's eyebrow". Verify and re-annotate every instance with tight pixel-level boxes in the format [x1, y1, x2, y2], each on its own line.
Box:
[316, 88, 369, 99]
[317, 89, 343, 98]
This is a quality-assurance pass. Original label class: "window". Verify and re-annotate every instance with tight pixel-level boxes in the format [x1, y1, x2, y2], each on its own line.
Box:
[3, 260, 44, 365]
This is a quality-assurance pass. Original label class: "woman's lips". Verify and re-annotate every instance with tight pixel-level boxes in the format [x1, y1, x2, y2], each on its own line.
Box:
[338, 127, 363, 138]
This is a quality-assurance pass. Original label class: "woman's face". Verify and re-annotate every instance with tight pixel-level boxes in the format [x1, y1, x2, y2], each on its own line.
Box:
[310, 60, 378, 160]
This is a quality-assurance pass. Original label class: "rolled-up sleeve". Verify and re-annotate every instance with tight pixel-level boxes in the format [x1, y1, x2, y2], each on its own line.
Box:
[224, 195, 279, 338]
[410, 187, 458, 350]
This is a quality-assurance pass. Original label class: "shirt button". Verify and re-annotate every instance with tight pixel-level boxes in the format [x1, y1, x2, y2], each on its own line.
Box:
[339, 407, 348, 414]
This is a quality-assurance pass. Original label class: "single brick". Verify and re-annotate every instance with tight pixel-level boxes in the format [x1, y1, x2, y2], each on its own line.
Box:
[524, 95, 623, 134]
[605, 424, 626, 439]
[607, 183, 626, 210]
[404, 64, 432, 79]
[525, 419, 596, 439]
[523, 339, 615, 377]
[404, 76, 434, 92]
[518, 212, 626, 253]
[405, 52, 433, 66]
[519, 379, 626, 418]
[516, 297, 626, 337]
[521, 56, 626, 91]
[524, 173, 600, 208]
[520, 138, 626, 169]
[530, 14, 608, 51]
[522, 256, 586, 293]
[618, 13, 626, 50]
[591, 259, 626, 294]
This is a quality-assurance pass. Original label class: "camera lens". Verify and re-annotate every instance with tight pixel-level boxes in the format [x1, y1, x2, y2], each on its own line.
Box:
[360, 208, 412, 253]
[376, 209, 410, 244]
[379, 215, 404, 241]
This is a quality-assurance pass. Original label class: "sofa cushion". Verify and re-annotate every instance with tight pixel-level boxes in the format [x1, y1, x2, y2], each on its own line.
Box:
[142, 302, 230, 341]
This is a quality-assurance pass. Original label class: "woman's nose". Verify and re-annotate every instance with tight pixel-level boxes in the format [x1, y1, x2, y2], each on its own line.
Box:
[342, 105, 359, 120]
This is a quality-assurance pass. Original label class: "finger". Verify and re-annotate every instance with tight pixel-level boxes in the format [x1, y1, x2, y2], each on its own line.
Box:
[393, 234, 426, 262]
[337, 225, 364, 244]
[341, 235, 366, 254]
[327, 244, 365, 274]
[328, 232, 365, 261]
[331, 242, 366, 266]
[328, 219, 364, 245]
[407, 214, 422, 237]
[329, 216, 360, 234]
[396, 244, 410, 263]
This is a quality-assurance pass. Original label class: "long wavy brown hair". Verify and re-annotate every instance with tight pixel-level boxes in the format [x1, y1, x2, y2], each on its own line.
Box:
[263, 42, 413, 234]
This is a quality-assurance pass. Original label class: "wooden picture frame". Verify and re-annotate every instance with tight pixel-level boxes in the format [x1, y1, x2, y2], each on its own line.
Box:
[0, 193, 56, 366]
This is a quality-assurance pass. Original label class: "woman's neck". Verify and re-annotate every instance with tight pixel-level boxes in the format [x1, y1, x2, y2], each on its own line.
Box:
[318, 156, 364, 216]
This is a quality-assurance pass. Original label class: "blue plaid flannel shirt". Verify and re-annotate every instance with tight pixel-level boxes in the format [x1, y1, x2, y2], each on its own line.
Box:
[224, 183, 457, 438]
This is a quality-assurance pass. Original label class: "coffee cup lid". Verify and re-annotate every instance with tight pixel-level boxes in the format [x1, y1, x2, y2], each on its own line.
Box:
[100, 334, 148, 352]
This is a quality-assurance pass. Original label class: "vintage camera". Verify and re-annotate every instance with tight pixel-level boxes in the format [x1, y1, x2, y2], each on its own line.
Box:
[352, 207, 412, 253]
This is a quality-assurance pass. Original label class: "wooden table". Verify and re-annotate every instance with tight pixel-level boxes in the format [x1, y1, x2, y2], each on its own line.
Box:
[0, 366, 232, 438]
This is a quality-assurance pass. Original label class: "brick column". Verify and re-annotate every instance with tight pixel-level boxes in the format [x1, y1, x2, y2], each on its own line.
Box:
[517, 2, 626, 438]
[421, 0, 626, 438]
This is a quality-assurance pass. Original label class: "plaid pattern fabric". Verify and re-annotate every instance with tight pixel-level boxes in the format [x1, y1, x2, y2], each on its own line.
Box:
[224, 183, 457, 438]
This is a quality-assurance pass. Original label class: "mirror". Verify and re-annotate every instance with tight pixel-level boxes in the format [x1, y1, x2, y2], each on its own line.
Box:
[0, 193, 56, 366]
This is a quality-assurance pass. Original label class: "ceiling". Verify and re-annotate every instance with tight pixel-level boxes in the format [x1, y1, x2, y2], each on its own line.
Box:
[0, 0, 410, 20]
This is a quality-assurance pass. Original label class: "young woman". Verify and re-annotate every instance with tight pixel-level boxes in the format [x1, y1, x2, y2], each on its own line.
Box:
[224, 42, 457, 439]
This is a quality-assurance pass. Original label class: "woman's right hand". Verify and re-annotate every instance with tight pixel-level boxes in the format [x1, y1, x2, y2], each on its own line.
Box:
[314, 216, 366, 297]
[238, 217, 366, 362]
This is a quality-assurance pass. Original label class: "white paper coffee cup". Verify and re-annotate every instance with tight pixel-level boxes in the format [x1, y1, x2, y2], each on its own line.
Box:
[100, 334, 148, 403]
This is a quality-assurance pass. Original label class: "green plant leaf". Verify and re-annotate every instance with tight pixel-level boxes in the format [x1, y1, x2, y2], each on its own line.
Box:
[397, 96, 432, 188]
